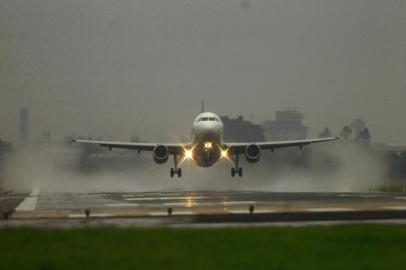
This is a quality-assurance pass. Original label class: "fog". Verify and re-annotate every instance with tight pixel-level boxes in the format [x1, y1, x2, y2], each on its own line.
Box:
[0, 1, 404, 193]
[1, 0, 406, 144]
[0, 141, 386, 193]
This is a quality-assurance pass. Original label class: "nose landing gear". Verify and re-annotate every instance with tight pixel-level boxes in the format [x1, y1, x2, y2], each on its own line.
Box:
[231, 154, 243, 177]
[231, 167, 242, 177]
[170, 168, 182, 178]
[170, 155, 182, 178]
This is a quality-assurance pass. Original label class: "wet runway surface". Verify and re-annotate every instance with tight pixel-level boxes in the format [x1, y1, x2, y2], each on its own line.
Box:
[34, 190, 406, 210]
[3, 190, 406, 226]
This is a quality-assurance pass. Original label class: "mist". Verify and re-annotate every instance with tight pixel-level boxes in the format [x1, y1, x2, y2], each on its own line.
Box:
[0, 140, 386, 193]
[0, 0, 404, 194]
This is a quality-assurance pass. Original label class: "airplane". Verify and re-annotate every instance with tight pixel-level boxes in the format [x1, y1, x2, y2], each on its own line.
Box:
[73, 112, 338, 177]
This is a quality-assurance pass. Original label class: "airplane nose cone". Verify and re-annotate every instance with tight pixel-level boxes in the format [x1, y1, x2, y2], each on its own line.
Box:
[194, 122, 223, 140]
[195, 122, 222, 132]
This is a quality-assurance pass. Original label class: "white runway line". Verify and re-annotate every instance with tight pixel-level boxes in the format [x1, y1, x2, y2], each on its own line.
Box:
[382, 206, 406, 210]
[227, 210, 249, 214]
[306, 208, 354, 212]
[361, 195, 379, 198]
[69, 213, 113, 218]
[148, 212, 169, 216]
[15, 188, 40, 211]
[106, 203, 139, 207]
[148, 211, 196, 216]
[251, 210, 276, 213]
[125, 196, 206, 201]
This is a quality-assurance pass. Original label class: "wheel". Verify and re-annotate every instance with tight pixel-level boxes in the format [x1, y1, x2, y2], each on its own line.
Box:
[231, 168, 236, 177]
[170, 168, 175, 178]
[177, 168, 182, 178]
[238, 167, 243, 177]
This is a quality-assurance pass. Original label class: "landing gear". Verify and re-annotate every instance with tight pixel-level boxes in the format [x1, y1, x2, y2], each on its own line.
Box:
[170, 168, 182, 177]
[170, 155, 182, 178]
[231, 167, 242, 177]
[231, 155, 243, 177]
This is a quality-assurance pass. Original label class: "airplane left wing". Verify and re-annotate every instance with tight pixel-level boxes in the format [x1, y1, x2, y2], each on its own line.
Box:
[72, 139, 186, 155]
[225, 137, 339, 155]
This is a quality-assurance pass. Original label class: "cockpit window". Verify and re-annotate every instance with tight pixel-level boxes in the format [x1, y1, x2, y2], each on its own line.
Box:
[197, 116, 219, 122]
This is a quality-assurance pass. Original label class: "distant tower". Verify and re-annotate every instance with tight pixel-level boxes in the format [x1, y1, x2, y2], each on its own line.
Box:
[350, 118, 366, 140]
[19, 108, 29, 144]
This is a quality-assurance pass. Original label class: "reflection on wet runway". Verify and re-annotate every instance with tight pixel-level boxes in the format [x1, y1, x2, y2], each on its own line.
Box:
[4, 190, 406, 219]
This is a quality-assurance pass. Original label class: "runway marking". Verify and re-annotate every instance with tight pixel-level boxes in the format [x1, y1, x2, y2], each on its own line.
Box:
[15, 188, 40, 211]
[394, 197, 406, 200]
[106, 203, 139, 207]
[306, 208, 354, 212]
[227, 210, 275, 214]
[382, 206, 406, 210]
[69, 213, 113, 218]
[125, 196, 206, 201]
[361, 195, 379, 198]
[148, 211, 196, 216]
[252, 210, 276, 213]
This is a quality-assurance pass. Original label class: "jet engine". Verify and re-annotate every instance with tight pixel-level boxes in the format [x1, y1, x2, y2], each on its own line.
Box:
[245, 144, 261, 163]
[153, 145, 169, 164]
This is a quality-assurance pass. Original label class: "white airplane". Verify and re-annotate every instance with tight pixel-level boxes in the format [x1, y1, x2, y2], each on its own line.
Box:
[74, 112, 337, 177]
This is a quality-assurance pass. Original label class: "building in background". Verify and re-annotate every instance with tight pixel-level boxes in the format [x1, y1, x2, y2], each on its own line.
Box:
[262, 109, 308, 141]
[19, 108, 29, 144]
[220, 115, 265, 142]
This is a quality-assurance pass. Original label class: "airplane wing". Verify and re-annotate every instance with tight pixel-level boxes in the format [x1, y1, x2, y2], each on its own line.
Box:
[224, 137, 338, 155]
[72, 139, 186, 155]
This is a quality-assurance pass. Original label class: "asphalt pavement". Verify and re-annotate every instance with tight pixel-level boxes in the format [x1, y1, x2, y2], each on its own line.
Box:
[2, 190, 406, 226]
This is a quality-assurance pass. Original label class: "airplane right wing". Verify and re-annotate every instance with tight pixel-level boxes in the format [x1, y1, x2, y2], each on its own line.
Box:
[225, 137, 339, 155]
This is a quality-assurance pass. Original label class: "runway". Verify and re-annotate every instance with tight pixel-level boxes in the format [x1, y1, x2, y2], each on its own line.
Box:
[2, 190, 406, 226]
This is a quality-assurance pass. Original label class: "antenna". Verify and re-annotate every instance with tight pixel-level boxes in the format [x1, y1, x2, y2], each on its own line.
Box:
[201, 101, 205, 113]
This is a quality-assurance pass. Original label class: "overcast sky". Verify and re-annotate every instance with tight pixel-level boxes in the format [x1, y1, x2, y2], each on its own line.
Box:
[1, 0, 405, 144]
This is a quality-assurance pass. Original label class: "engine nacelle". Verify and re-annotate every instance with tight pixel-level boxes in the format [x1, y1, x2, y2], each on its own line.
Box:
[245, 144, 261, 163]
[153, 145, 169, 164]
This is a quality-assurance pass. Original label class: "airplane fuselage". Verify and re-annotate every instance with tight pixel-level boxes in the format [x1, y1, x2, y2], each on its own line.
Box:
[190, 112, 225, 167]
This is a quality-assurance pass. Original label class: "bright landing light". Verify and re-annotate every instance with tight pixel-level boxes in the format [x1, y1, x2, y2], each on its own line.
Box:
[204, 142, 213, 149]
[184, 149, 193, 160]
[221, 149, 229, 159]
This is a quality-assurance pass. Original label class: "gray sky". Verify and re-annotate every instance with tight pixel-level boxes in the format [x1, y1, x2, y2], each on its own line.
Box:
[1, 0, 405, 143]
